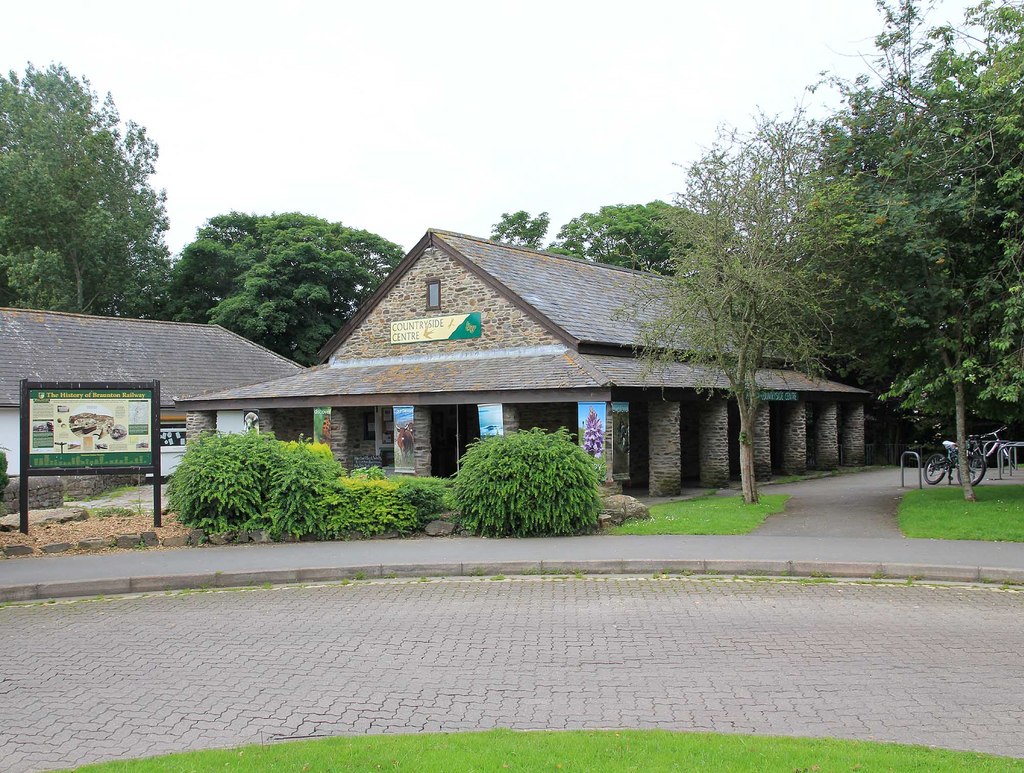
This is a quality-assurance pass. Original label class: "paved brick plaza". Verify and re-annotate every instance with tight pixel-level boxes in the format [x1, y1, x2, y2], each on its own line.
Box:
[2, 577, 1022, 771]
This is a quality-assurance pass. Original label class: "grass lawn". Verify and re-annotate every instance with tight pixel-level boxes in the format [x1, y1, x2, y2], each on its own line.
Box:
[70, 729, 1023, 772]
[611, 493, 789, 535]
[899, 484, 1024, 541]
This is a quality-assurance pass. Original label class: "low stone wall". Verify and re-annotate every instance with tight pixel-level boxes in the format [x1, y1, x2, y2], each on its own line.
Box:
[61, 474, 144, 499]
[4, 477, 64, 513]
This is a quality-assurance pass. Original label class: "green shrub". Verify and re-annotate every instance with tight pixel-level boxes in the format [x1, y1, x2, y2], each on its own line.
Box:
[351, 466, 386, 480]
[394, 476, 451, 526]
[452, 428, 601, 537]
[283, 440, 334, 461]
[325, 478, 419, 537]
[265, 443, 344, 538]
[169, 432, 287, 533]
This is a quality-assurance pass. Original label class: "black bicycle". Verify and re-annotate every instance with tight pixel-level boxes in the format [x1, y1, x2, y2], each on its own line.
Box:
[924, 435, 987, 486]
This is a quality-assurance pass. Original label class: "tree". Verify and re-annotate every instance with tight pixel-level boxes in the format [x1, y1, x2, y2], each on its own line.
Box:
[169, 213, 404, 364]
[552, 201, 675, 273]
[490, 210, 550, 248]
[821, 0, 1024, 501]
[642, 113, 839, 504]
[0, 64, 169, 316]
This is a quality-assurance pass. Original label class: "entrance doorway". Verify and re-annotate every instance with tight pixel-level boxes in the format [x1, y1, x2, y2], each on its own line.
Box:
[431, 405, 481, 478]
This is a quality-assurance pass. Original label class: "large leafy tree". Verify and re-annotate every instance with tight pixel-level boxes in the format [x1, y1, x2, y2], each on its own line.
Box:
[490, 210, 550, 248]
[0, 64, 169, 315]
[643, 113, 842, 504]
[822, 0, 1024, 501]
[552, 201, 675, 273]
[169, 212, 403, 364]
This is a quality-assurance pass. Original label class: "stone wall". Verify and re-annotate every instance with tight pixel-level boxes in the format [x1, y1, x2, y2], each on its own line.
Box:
[502, 404, 521, 434]
[516, 403, 576, 436]
[258, 408, 310, 442]
[648, 401, 681, 497]
[753, 403, 771, 481]
[414, 407, 432, 476]
[815, 401, 839, 469]
[61, 474, 143, 499]
[780, 402, 807, 475]
[698, 399, 729, 487]
[3, 477, 63, 514]
[185, 411, 216, 444]
[329, 407, 361, 472]
[330, 247, 560, 360]
[841, 403, 866, 466]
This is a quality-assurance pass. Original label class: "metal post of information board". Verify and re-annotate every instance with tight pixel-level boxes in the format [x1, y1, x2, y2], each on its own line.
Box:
[19, 379, 29, 534]
[152, 380, 161, 527]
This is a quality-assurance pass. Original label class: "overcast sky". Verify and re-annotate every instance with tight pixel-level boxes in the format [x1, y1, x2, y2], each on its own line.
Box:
[3, 0, 972, 256]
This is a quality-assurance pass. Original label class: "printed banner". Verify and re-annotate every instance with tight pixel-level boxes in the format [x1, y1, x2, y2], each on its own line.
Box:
[393, 405, 416, 473]
[612, 402, 630, 479]
[390, 312, 481, 344]
[477, 404, 504, 437]
[577, 402, 606, 458]
[28, 388, 153, 469]
[313, 407, 332, 444]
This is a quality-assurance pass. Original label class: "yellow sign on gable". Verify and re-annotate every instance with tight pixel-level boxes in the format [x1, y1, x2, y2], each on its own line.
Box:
[390, 312, 481, 344]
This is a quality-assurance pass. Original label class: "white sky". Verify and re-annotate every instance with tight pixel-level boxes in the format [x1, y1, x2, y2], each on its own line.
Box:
[2, 0, 972, 257]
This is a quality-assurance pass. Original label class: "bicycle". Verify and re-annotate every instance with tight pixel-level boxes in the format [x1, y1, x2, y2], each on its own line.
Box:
[923, 434, 987, 486]
[981, 426, 1017, 474]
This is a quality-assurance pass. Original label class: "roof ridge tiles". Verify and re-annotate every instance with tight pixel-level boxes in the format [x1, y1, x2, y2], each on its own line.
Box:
[428, 229, 669, 280]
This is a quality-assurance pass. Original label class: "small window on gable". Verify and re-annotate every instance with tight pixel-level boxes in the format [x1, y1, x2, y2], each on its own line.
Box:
[426, 279, 441, 310]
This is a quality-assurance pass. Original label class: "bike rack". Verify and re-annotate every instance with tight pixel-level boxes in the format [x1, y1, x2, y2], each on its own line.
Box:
[900, 450, 923, 489]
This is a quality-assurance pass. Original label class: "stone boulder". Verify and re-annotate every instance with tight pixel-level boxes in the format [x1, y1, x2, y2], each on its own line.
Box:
[599, 494, 651, 528]
[424, 519, 456, 537]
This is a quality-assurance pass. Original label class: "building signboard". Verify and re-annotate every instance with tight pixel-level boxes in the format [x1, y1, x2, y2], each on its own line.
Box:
[390, 312, 481, 344]
[758, 390, 798, 402]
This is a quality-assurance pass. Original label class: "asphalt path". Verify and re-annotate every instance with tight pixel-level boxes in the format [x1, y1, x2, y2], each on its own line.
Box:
[1, 577, 1022, 771]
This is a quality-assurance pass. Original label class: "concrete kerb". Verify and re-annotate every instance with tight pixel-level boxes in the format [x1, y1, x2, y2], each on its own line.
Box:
[3, 559, 1024, 603]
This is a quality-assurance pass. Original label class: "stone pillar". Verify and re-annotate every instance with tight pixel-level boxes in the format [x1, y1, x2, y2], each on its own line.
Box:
[841, 403, 866, 466]
[502, 404, 521, 434]
[698, 398, 729, 487]
[329, 407, 360, 472]
[648, 401, 681, 497]
[185, 410, 216, 443]
[753, 402, 772, 481]
[815, 401, 839, 470]
[780, 402, 807, 475]
[414, 407, 432, 477]
[258, 409, 275, 435]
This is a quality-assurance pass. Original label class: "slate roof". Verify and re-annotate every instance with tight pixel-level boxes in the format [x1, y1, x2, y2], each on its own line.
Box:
[0, 308, 301, 407]
[432, 230, 668, 347]
[178, 346, 867, 406]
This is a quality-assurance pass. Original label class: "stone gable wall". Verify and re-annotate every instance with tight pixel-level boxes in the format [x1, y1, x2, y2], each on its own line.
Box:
[329, 247, 561, 360]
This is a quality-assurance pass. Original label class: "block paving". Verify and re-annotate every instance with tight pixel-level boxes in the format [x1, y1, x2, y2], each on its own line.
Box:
[1, 577, 1023, 771]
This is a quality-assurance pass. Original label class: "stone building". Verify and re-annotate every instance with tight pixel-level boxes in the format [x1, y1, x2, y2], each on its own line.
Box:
[178, 230, 868, 495]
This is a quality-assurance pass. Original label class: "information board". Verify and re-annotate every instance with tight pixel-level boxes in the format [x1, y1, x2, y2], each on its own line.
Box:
[19, 380, 161, 534]
[27, 387, 154, 469]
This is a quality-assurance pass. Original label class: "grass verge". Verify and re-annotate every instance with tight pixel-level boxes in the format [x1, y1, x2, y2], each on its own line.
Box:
[611, 494, 789, 535]
[70, 729, 1023, 772]
[899, 484, 1024, 541]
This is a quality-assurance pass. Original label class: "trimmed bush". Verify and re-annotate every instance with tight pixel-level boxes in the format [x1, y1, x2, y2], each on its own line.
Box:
[452, 428, 601, 537]
[169, 431, 286, 534]
[265, 442, 344, 538]
[395, 476, 451, 527]
[325, 478, 419, 537]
